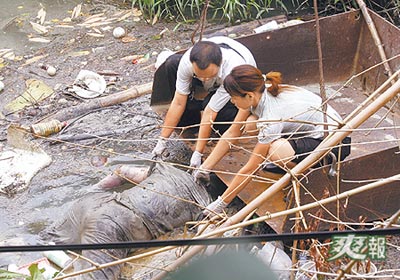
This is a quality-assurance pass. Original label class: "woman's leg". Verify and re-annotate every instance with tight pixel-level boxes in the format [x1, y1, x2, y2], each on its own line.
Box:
[267, 138, 296, 169]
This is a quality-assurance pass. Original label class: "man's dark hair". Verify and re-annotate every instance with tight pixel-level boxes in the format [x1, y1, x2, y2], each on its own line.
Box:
[189, 41, 222, 69]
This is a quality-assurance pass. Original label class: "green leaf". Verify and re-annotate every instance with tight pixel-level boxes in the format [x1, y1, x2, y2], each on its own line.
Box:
[0, 268, 29, 279]
[28, 263, 46, 280]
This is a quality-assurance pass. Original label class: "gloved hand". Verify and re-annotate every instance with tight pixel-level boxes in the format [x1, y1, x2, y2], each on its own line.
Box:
[190, 151, 203, 168]
[193, 166, 210, 186]
[203, 196, 228, 217]
[152, 138, 166, 157]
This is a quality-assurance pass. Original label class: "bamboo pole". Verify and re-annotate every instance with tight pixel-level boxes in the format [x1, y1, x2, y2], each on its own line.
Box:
[151, 76, 400, 280]
[355, 0, 396, 84]
[43, 82, 153, 122]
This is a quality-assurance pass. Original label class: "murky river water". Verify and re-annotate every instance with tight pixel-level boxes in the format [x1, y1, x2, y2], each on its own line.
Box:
[0, 0, 126, 268]
[0, 0, 82, 53]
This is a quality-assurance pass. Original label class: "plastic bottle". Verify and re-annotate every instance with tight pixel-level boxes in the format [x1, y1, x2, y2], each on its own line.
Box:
[295, 252, 316, 280]
[256, 242, 292, 280]
[43, 250, 72, 268]
[31, 119, 67, 137]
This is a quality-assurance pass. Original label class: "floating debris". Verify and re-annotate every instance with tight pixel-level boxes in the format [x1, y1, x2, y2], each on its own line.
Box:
[4, 79, 54, 113]
[0, 125, 52, 196]
[71, 4, 82, 19]
[36, 7, 46, 25]
[113, 27, 126, 38]
[87, 32, 104, 38]
[30, 21, 49, 34]
[29, 37, 51, 43]
[22, 54, 48, 66]
[72, 69, 106, 98]
[68, 50, 91, 57]
[121, 35, 136, 43]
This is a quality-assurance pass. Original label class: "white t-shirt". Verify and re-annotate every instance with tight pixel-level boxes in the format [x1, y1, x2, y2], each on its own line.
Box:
[251, 85, 342, 144]
[176, 36, 257, 112]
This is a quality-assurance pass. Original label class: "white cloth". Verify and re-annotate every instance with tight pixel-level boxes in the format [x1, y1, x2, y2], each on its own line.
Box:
[175, 36, 257, 112]
[251, 85, 342, 144]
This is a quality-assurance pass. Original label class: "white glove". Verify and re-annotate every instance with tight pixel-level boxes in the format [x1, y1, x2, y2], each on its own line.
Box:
[190, 151, 203, 168]
[152, 138, 166, 157]
[203, 196, 228, 217]
[193, 166, 210, 186]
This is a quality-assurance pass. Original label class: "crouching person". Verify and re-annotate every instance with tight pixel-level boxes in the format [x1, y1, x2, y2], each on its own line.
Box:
[42, 162, 211, 279]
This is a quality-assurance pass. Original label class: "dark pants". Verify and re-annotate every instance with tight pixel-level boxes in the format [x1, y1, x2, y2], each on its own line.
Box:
[289, 136, 351, 164]
[264, 136, 351, 173]
[152, 54, 238, 134]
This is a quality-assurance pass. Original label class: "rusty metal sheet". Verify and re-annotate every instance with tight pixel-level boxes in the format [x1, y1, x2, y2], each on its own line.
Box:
[283, 146, 400, 232]
[210, 142, 287, 233]
[355, 10, 400, 96]
[236, 11, 363, 85]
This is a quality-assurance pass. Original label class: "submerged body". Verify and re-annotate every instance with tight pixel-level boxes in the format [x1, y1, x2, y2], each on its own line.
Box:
[43, 163, 210, 279]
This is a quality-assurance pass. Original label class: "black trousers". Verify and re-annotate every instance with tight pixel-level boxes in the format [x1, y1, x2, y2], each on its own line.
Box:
[152, 54, 238, 134]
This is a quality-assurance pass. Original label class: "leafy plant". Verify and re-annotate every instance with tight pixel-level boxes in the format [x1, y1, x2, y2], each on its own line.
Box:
[0, 263, 48, 280]
[0, 269, 29, 279]
[131, 0, 286, 23]
[129, 0, 400, 25]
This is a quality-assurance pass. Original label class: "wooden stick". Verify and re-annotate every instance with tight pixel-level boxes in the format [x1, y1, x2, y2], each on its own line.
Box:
[43, 82, 152, 122]
[355, 0, 396, 84]
[151, 75, 400, 280]
[313, 0, 328, 140]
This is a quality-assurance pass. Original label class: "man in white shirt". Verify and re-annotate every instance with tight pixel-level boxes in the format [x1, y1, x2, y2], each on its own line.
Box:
[151, 36, 256, 168]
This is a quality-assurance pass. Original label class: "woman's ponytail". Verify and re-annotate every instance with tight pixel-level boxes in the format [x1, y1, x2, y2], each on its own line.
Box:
[265, 71, 282, 96]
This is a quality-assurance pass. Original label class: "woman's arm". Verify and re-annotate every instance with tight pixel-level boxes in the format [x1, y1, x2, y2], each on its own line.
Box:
[201, 109, 251, 171]
[221, 141, 270, 203]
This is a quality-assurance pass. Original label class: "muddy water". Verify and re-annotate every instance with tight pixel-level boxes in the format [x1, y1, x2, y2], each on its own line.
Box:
[0, 0, 82, 53]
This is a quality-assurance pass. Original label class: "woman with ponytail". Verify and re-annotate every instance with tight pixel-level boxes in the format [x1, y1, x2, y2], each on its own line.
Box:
[194, 64, 349, 216]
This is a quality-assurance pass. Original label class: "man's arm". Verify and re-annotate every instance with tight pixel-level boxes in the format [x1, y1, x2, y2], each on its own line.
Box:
[194, 106, 217, 154]
[160, 92, 188, 138]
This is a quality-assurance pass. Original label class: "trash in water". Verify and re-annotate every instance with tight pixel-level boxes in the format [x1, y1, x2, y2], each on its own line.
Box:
[72, 69, 107, 98]
[31, 119, 67, 137]
[255, 242, 292, 280]
[253, 20, 279, 33]
[38, 63, 57, 76]
[253, 19, 304, 34]
[7, 257, 59, 280]
[4, 79, 54, 113]
[0, 124, 52, 195]
[43, 246, 72, 269]
[113, 26, 126, 38]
